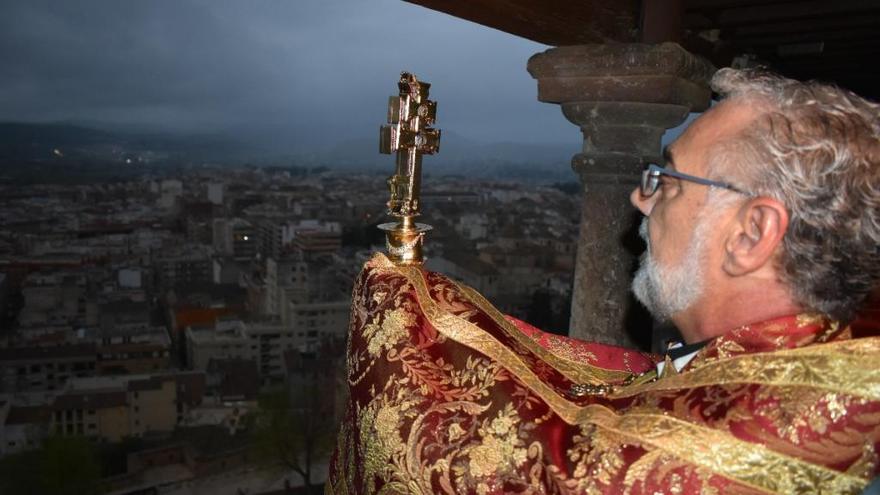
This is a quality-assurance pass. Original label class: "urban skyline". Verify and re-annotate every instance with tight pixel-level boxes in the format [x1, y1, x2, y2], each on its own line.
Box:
[0, 162, 581, 493]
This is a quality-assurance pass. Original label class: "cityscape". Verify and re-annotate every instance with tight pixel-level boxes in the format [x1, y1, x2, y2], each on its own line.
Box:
[0, 147, 580, 494]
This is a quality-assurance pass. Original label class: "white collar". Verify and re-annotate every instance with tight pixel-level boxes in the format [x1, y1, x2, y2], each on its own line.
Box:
[655, 342, 700, 375]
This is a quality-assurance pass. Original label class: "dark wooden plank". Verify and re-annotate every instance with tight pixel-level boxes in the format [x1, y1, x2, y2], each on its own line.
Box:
[402, 0, 639, 45]
[715, 0, 880, 27]
[641, 0, 684, 42]
[684, 0, 800, 11]
[729, 13, 880, 37]
[735, 29, 880, 47]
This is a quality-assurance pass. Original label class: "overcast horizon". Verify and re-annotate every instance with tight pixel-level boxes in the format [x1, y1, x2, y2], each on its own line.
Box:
[0, 0, 587, 152]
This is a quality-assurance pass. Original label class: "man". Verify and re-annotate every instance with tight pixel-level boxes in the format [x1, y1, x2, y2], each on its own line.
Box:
[327, 69, 880, 494]
[631, 68, 879, 366]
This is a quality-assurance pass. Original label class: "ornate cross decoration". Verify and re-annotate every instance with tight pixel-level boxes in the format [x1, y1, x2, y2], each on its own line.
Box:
[378, 72, 441, 265]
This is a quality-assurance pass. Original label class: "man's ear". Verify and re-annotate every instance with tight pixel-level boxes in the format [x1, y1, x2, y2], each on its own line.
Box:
[722, 198, 789, 276]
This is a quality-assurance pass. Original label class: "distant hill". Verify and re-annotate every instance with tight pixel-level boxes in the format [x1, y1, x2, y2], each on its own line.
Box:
[315, 130, 578, 181]
[0, 122, 256, 164]
[0, 122, 581, 183]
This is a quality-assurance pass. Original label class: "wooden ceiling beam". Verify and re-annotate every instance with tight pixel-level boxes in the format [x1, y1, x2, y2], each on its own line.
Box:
[684, 0, 800, 11]
[402, 0, 639, 46]
[734, 29, 880, 47]
[728, 14, 880, 37]
[778, 47, 880, 60]
[711, 0, 880, 27]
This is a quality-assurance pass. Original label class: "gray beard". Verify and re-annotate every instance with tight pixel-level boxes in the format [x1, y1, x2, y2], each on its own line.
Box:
[632, 218, 707, 322]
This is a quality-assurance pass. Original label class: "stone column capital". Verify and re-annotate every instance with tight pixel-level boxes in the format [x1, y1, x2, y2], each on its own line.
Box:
[527, 42, 716, 111]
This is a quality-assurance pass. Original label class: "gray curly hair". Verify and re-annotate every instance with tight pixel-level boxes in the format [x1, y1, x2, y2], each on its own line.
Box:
[708, 68, 880, 321]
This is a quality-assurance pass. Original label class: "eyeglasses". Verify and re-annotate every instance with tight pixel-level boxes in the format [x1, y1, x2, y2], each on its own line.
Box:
[640, 163, 751, 198]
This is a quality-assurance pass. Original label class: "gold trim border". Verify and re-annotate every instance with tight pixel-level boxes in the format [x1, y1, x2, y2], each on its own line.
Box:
[585, 405, 865, 493]
[612, 340, 880, 400]
[454, 281, 634, 383]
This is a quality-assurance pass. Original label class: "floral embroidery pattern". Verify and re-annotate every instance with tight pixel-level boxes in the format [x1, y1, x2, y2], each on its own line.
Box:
[328, 254, 880, 494]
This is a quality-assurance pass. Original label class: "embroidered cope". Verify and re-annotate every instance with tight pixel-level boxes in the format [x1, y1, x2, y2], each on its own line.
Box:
[327, 254, 880, 494]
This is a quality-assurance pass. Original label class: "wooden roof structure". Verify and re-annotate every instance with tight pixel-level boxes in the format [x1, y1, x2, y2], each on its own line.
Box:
[405, 0, 880, 99]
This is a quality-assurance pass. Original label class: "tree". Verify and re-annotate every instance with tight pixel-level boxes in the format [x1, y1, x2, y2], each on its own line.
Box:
[250, 369, 338, 494]
[0, 434, 102, 495]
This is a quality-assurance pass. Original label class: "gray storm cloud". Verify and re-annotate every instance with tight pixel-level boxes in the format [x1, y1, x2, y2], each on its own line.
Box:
[0, 0, 577, 149]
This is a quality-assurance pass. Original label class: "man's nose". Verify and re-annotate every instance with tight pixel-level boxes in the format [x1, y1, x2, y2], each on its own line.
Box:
[630, 187, 654, 216]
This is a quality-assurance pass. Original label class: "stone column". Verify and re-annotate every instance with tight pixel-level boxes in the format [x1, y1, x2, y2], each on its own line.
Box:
[527, 42, 715, 348]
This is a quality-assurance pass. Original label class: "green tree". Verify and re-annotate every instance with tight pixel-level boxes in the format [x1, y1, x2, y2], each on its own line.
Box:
[0, 434, 101, 495]
[250, 375, 337, 494]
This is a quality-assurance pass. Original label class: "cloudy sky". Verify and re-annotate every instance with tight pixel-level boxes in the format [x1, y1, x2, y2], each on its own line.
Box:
[0, 0, 582, 150]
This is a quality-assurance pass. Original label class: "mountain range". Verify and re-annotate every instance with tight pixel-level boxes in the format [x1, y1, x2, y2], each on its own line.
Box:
[0, 122, 580, 181]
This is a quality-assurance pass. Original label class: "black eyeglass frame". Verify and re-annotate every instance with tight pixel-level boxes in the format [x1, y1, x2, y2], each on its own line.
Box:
[640, 163, 752, 198]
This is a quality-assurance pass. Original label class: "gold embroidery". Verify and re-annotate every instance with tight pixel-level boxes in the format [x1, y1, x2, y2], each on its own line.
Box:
[447, 423, 465, 442]
[545, 334, 599, 364]
[568, 423, 626, 488]
[464, 404, 528, 479]
[797, 313, 825, 328]
[847, 442, 879, 479]
[455, 281, 634, 385]
[615, 341, 880, 401]
[338, 255, 876, 494]
[357, 384, 416, 493]
[579, 405, 866, 493]
[712, 339, 747, 360]
[364, 307, 415, 357]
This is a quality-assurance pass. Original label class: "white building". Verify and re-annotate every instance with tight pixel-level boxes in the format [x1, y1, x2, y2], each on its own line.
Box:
[206, 182, 224, 205]
[118, 267, 143, 289]
[186, 321, 254, 372]
[283, 301, 350, 354]
[186, 314, 347, 382]
[455, 213, 490, 241]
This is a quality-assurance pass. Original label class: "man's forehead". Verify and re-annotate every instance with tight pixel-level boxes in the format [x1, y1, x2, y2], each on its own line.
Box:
[664, 101, 761, 171]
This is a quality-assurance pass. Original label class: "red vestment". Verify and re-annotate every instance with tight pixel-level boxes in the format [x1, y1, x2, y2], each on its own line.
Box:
[327, 255, 880, 494]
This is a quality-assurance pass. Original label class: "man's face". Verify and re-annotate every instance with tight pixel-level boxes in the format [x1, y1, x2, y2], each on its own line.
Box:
[632, 215, 709, 322]
[630, 101, 757, 322]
